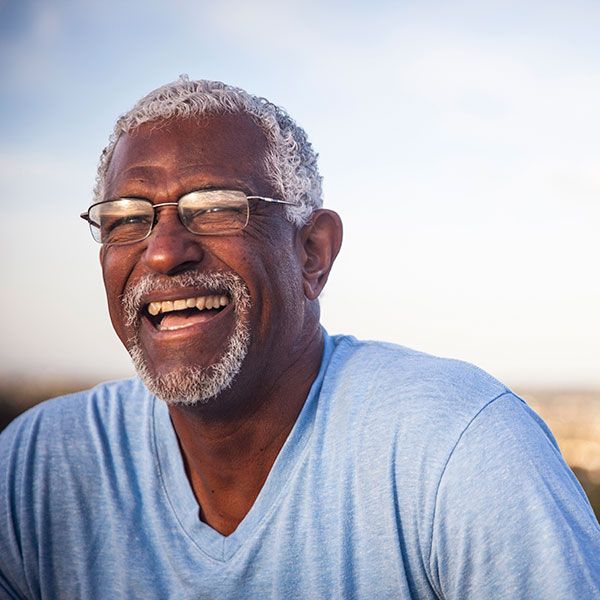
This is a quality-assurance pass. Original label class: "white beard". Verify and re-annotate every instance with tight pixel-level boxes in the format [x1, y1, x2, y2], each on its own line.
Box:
[121, 271, 251, 406]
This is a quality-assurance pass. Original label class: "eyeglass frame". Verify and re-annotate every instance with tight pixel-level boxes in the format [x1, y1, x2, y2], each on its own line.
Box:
[80, 190, 297, 245]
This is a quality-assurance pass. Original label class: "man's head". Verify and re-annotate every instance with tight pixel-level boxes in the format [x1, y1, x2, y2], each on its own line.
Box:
[95, 75, 322, 227]
[90, 78, 342, 408]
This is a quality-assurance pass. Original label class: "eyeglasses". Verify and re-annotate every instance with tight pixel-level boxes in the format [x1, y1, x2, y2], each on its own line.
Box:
[80, 189, 295, 245]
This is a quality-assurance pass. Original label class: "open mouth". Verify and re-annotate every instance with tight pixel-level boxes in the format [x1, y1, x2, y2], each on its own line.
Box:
[145, 294, 230, 331]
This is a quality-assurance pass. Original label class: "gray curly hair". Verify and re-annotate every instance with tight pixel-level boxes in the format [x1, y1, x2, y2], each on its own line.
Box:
[94, 75, 322, 226]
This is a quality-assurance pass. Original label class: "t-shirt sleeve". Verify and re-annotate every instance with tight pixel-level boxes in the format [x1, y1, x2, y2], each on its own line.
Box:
[429, 393, 600, 600]
[0, 415, 36, 600]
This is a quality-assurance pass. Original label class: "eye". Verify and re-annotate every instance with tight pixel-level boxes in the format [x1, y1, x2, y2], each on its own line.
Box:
[205, 206, 230, 213]
[100, 213, 153, 243]
[87, 198, 154, 244]
[179, 190, 249, 234]
[105, 214, 152, 232]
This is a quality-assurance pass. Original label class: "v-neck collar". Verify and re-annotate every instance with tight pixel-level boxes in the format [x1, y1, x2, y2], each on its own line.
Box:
[151, 332, 333, 562]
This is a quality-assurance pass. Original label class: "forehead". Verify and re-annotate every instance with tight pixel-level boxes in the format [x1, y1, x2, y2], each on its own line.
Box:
[104, 112, 271, 198]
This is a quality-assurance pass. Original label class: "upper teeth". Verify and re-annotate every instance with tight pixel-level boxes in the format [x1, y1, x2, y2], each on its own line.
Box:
[147, 294, 229, 316]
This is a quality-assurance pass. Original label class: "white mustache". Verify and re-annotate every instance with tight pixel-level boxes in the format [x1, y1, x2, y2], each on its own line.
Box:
[122, 271, 251, 328]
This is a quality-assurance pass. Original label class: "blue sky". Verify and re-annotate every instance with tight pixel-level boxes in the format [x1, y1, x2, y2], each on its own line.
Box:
[1, 0, 599, 386]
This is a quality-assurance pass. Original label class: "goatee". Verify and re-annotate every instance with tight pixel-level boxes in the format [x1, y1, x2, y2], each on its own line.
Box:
[122, 271, 251, 405]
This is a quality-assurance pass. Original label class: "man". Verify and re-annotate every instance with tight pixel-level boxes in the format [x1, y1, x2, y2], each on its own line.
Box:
[1, 77, 598, 599]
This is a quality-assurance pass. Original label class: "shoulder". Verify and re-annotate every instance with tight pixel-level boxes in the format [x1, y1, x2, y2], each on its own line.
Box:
[0, 377, 153, 470]
[320, 335, 522, 515]
[430, 392, 600, 598]
[0, 378, 157, 598]
[1, 377, 149, 431]
[325, 334, 510, 433]
[0, 376, 155, 527]
[321, 336, 570, 501]
[321, 335, 600, 596]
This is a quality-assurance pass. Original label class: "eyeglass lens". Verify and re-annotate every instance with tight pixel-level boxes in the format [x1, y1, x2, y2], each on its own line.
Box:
[88, 190, 250, 244]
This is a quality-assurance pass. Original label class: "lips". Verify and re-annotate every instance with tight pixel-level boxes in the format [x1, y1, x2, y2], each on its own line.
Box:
[146, 293, 231, 331]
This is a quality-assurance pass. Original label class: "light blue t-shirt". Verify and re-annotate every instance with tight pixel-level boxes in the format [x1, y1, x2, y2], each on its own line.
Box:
[1, 334, 599, 599]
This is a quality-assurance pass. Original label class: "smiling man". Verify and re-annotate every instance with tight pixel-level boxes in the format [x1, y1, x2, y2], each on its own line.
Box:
[94, 107, 335, 536]
[1, 77, 599, 599]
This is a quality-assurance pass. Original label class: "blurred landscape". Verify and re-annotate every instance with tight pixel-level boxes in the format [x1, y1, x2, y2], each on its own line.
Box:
[517, 388, 600, 521]
[1, 377, 598, 521]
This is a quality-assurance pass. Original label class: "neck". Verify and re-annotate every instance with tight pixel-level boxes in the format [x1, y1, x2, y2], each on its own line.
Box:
[167, 325, 324, 536]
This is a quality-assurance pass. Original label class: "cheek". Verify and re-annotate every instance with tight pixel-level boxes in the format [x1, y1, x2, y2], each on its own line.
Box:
[258, 250, 305, 331]
[247, 233, 301, 294]
[100, 247, 138, 341]
[218, 234, 302, 331]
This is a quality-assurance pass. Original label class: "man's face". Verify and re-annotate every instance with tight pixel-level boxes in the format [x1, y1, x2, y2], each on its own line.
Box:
[100, 113, 307, 405]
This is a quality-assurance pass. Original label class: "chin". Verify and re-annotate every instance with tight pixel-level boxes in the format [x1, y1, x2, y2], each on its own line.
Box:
[128, 324, 249, 405]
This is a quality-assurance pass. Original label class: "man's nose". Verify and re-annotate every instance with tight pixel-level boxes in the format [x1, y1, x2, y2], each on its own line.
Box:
[140, 208, 205, 275]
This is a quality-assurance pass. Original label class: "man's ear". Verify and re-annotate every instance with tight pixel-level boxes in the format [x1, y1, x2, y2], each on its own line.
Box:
[297, 209, 343, 300]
